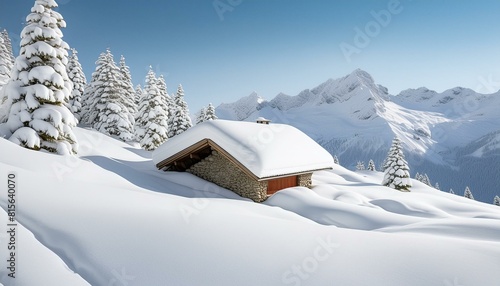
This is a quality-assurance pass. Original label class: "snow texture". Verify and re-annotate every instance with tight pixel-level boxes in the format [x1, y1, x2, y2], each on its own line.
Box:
[0, 127, 499, 285]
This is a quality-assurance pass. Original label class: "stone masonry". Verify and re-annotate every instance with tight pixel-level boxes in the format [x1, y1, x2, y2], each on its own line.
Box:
[187, 151, 268, 202]
[298, 173, 312, 188]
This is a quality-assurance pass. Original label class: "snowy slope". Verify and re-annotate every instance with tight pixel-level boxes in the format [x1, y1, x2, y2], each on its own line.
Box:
[0, 209, 90, 285]
[215, 69, 500, 203]
[1, 127, 500, 285]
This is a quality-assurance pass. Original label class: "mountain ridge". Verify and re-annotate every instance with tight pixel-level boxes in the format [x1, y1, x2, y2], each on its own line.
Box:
[215, 69, 500, 203]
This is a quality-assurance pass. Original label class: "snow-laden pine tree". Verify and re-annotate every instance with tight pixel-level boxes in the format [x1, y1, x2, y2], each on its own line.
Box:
[356, 161, 365, 170]
[135, 68, 169, 150]
[156, 74, 173, 119]
[434, 182, 440, 190]
[367, 159, 376, 171]
[0, 36, 12, 86]
[66, 48, 86, 121]
[1, 30, 15, 68]
[118, 55, 137, 124]
[421, 173, 432, 186]
[168, 84, 192, 137]
[414, 172, 420, 180]
[84, 49, 134, 141]
[0, 0, 78, 154]
[204, 103, 217, 121]
[333, 155, 339, 165]
[449, 188, 455, 194]
[494, 195, 500, 206]
[196, 106, 206, 125]
[382, 137, 411, 191]
[0, 36, 10, 118]
[0, 30, 14, 113]
[135, 84, 143, 106]
[464, 186, 474, 200]
[79, 82, 93, 125]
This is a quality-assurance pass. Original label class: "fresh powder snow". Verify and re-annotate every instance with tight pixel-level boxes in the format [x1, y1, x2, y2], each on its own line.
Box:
[0, 126, 499, 285]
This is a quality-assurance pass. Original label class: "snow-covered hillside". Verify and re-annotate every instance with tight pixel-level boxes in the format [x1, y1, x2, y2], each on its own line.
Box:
[1, 127, 500, 285]
[215, 69, 500, 203]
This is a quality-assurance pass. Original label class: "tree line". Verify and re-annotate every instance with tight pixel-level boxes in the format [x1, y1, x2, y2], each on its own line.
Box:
[0, 0, 217, 155]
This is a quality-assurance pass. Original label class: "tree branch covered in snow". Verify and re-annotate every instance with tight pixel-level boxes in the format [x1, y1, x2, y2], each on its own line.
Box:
[66, 48, 86, 121]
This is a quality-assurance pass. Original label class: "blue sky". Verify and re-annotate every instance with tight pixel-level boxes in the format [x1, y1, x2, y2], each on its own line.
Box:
[1, 0, 500, 111]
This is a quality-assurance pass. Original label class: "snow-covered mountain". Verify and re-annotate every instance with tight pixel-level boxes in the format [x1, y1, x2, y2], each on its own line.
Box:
[215, 69, 500, 203]
[1, 127, 499, 285]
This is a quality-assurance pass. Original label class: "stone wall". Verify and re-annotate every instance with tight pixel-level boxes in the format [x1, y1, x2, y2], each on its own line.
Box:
[298, 173, 312, 188]
[187, 151, 268, 202]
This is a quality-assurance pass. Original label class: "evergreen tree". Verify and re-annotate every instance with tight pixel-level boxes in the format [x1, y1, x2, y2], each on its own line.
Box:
[434, 182, 440, 190]
[381, 155, 389, 172]
[134, 68, 169, 150]
[118, 55, 137, 125]
[356, 161, 365, 170]
[0, 35, 11, 121]
[1, 30, 15, 68]
[84, 49, 134, 141]
[134, 84, 143, 106]
[449, 188, 454, 195]
[333, 155, 339, 165]
[0, 29, 15, 84]
[80, 82, 93, 125]
[464, 186, 474, 200]
[414, 172, 420, 180]
[204, 103, 217, 121]
[168, 84, 192, 137]
[367, 159, 376, 171]
[196, 106, 206, 125]
[0, 36, 11, 86]
[156, 74, 173, 119]
[382, 137, 411, 191]
[66, 48, 86, 121]
[494, 195, 500, 206]
[0, 0, 78, 154]
[421, 173, 432, 186]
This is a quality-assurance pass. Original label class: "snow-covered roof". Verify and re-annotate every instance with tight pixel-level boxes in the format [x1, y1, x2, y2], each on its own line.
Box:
[153, 120, 334, 179]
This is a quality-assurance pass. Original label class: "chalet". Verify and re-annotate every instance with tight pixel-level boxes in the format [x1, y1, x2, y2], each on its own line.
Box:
[152, 119, 334, 202]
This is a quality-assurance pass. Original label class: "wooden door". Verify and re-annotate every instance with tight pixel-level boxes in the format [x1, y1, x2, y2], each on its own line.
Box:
[267, 176, 298, 195]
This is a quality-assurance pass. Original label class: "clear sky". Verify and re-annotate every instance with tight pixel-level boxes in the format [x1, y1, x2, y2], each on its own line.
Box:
[1, 0, 500, 111]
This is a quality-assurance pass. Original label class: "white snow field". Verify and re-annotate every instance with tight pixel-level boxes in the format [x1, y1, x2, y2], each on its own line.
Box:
[1, 127, 499, 286]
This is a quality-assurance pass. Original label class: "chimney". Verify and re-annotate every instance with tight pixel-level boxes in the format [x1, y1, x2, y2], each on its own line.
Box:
[256, 117, 271, 125]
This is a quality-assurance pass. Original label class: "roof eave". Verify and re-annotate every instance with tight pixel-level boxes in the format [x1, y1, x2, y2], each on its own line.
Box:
[256, 167, 333, 181]
[156, 139, 333, 182]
